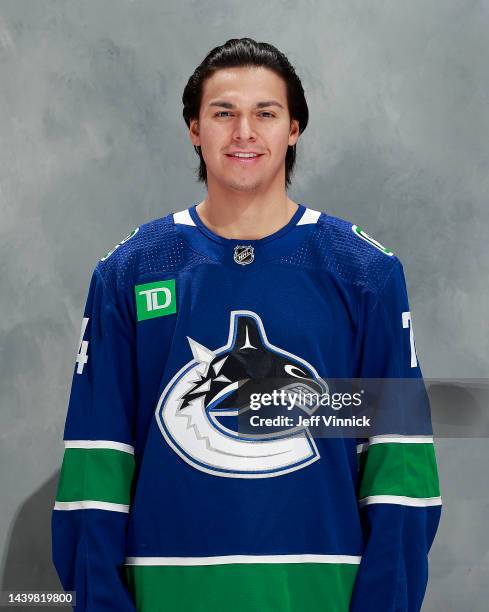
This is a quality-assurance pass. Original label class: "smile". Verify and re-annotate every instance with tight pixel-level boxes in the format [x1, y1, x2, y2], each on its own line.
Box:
[225, 153, 264, 164]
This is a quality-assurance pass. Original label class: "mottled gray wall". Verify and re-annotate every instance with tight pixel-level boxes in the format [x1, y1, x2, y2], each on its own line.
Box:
[1, 0, 488, 610]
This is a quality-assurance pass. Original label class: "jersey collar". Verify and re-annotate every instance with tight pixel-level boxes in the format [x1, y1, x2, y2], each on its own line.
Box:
[173, 201, 321, 272]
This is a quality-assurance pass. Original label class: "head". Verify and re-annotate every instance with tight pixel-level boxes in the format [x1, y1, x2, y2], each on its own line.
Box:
[182, 38, 309, 192]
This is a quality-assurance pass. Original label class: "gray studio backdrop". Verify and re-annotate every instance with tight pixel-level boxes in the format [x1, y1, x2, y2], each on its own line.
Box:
[1, 1, 488, 611]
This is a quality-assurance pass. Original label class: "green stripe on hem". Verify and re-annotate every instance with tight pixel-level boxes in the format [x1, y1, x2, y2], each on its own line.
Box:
[55, 447, 135, 505]
[124, 562, 359, 612]
[357, 442, 440, 499]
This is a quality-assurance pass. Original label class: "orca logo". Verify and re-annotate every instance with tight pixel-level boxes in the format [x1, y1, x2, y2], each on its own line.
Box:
[155, 310, 328, 478]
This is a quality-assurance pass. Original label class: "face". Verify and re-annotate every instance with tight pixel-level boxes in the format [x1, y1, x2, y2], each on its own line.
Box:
[189, 66, 299, 193]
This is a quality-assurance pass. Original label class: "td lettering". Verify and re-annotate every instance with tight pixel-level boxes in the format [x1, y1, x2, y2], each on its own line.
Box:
[135, 279, 176, 321]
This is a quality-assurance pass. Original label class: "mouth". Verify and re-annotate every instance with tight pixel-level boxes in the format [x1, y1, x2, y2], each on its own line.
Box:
[225, 153, 264, 165]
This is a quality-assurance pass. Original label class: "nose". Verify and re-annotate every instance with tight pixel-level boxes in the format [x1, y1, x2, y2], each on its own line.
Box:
[232, 116, 257, 141]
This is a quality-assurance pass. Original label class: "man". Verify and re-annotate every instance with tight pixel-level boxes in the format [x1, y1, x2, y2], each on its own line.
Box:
[52, 38, 442, 611]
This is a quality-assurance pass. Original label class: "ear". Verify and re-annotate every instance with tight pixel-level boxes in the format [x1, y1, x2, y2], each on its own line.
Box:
[189, 118, 200, 146]
[288, 118, 300, 147]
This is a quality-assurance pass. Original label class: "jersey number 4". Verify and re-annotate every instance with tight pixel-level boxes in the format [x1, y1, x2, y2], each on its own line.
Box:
[76, 317, 89, 374]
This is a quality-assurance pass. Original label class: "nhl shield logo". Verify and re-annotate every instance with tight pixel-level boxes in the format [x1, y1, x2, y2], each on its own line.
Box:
[234, 245, 254, 265]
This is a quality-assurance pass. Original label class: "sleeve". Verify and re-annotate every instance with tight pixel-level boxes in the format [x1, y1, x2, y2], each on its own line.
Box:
[51, 265, 137, 611]
[349, 259, 442, 612]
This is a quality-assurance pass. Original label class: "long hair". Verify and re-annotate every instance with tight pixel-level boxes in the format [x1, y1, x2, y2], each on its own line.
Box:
[182, 38, 309, 189]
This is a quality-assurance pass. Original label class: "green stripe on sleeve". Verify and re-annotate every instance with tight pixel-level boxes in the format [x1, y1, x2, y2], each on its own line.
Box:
[357, 442, 440, 499]
[55, 447, 135, 505]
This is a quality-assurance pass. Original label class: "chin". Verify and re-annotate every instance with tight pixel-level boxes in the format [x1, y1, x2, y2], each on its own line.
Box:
[224, 178, 263, 192]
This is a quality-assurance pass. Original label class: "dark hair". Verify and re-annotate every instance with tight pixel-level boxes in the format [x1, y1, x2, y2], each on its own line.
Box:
[182, 38, 309, 189]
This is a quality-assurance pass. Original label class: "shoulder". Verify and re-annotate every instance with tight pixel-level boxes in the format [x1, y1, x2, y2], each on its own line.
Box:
[307, 209, 402, 295]
[93, 210, 185, 294]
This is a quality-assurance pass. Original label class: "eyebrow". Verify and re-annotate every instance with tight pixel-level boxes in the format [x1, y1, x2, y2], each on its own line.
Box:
[208, 100, 284, 110]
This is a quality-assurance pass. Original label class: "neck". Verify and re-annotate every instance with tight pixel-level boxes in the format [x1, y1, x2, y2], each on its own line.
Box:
[196, 191, 299, 241]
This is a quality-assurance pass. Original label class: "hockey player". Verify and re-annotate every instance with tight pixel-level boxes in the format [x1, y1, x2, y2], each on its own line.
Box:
[52, 37, 442, 611]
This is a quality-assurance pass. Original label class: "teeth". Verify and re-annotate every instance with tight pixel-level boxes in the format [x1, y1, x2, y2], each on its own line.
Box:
[232, 153, 259, 158]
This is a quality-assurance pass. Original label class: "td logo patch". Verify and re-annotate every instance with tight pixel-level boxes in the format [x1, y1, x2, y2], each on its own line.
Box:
[135, 280, 176, 321]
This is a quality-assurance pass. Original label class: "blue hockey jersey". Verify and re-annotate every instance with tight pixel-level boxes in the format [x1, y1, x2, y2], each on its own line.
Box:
[51, 202, 442, 611]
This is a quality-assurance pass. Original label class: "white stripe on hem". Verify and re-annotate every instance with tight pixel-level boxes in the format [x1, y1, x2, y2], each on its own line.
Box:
[124, 554, 362, 566]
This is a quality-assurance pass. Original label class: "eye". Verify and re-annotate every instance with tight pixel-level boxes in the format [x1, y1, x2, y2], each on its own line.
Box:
[214, 111, 275, 118]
